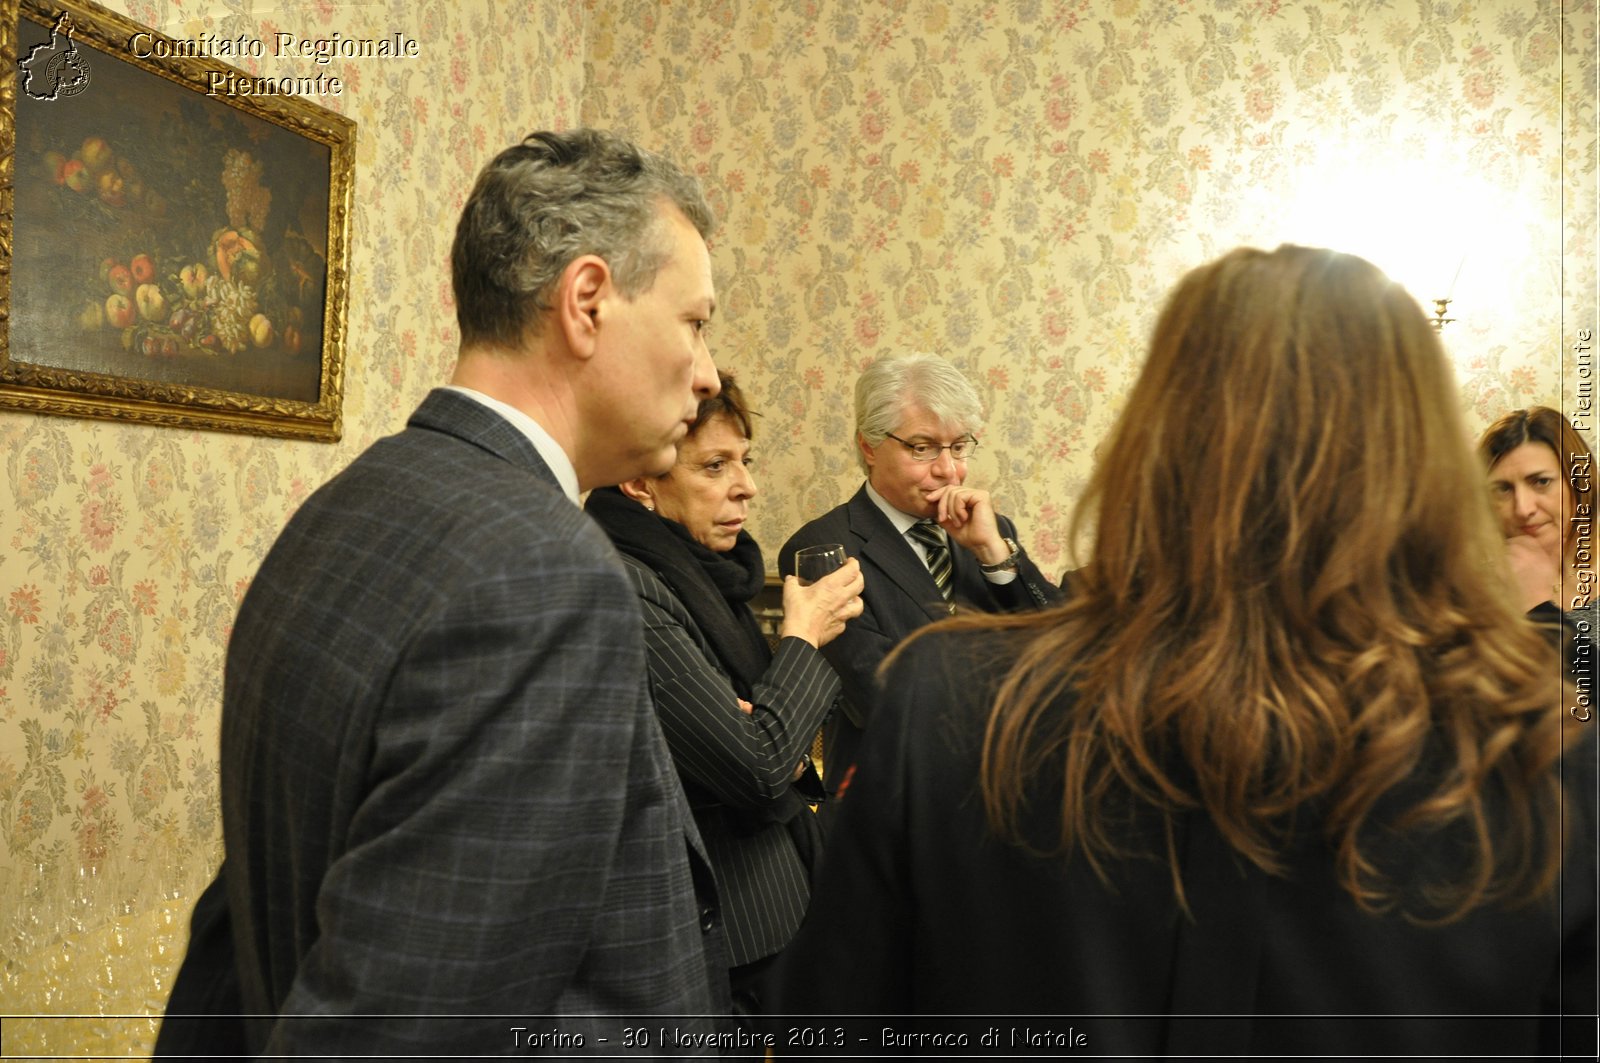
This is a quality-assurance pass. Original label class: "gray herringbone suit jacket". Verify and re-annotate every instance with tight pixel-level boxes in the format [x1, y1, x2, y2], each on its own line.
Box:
[162, 390, 727, 1055]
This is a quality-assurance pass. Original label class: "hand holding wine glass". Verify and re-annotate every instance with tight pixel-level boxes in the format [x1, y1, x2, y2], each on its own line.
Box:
[782, 548, 863, 648]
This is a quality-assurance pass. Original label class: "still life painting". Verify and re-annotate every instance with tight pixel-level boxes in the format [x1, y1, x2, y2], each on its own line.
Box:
[0, 0, 355, 440]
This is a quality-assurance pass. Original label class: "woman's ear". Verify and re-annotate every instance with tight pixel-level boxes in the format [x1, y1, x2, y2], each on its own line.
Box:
[618, 478, 655, 510]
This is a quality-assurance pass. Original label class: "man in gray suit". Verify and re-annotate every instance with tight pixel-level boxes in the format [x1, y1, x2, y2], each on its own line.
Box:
[158, 129, 728, 1055]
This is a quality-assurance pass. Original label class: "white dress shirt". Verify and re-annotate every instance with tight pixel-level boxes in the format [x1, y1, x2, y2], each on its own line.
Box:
[444, 385, 580, 505]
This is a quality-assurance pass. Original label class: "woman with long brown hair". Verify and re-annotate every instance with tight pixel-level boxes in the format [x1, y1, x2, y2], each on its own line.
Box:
[772, 246, 1594, 1056]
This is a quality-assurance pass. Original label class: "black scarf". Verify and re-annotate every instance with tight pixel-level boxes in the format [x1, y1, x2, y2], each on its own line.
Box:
[587, 486, 829, 853]
[585, 486, 772, 697]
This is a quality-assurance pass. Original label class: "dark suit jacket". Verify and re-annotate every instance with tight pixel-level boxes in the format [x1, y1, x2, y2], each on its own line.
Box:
[616, 554, 839, 969]
[778, 485, 1061, 780]
[772, 627, 1599, 1057]
[157, 389, 726, 1056]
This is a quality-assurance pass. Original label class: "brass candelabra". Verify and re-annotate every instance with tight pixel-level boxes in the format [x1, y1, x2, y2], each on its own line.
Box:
[1429, 297, 1454, 331]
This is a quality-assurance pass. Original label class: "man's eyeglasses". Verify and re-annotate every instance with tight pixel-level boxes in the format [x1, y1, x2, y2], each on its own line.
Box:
[883, 433, 979, 463]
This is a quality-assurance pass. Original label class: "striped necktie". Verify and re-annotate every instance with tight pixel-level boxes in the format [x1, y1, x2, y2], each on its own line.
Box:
[907, 519, 953, 607]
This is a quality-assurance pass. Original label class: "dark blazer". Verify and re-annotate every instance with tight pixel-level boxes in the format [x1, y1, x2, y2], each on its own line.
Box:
[778, 484, 1061, 780]
[616, 553, 840, 969]
[1530, 599, 1599, 692]
[157, 390, 726, 1056]
[772, 627, 1600, 1057]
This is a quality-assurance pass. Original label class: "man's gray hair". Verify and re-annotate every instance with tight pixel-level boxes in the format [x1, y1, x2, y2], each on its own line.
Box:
[854, 353, 984, 471]
[451, 128, 714, 349]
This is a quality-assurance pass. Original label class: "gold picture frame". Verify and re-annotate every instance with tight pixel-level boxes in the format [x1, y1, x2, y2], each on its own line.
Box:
[0, 0, 355, 441]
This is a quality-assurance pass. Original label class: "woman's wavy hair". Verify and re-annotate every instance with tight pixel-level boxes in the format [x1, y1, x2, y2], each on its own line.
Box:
[1477, 406, 1595, 559]
[686, 370, 753, 442]
[943, 245, 1571, 922]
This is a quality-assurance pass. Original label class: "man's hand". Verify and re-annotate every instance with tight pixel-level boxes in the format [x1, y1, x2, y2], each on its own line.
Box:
[925, 484, 1008, 565]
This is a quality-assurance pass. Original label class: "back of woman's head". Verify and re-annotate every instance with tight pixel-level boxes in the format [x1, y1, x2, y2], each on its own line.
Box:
[1089, 246, 1482, 619]
[974, 245, 1570, 921]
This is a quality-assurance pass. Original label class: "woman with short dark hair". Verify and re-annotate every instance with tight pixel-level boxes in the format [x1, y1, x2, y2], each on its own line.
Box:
[586, 372, 862, 1014]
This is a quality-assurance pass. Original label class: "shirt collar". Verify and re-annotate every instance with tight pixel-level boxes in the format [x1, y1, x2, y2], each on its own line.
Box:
[864, 479, 924, 537]
[443, 385, 580, 504]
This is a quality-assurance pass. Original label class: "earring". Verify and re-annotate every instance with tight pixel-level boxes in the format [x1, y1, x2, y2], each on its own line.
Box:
[644, 502, 655, 512]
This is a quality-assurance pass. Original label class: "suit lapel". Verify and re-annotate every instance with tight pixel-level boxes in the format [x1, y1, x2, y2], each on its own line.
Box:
[407, 388, 562, 492]
[846, 487, 950, 623]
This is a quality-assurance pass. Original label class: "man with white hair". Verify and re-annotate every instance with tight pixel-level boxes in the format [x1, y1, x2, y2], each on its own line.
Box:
[779, 352, 1060, 792]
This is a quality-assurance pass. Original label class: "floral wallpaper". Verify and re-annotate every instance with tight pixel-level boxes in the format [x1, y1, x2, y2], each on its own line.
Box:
[1, 0, 1592, 1056]
[0, 0, 589, 1054]
[584, 0, 1593, 573]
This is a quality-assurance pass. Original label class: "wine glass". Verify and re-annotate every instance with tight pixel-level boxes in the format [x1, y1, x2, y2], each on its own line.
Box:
[795, 544, 847, 586]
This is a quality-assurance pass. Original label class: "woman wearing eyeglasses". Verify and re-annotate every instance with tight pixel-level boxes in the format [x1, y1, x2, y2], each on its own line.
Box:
[779, 353, 1063, 801]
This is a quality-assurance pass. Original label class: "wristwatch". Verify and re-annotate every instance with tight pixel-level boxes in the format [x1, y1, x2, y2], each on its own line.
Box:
[980, 537, 1021, 573]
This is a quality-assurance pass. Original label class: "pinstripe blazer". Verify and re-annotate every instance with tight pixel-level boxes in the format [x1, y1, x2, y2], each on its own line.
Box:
[159, 389, 726, 1056]
[616, 552, 841, 969]
[779, 484, 1062, 783]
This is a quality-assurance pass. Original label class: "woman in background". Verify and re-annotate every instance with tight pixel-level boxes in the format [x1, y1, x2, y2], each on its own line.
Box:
[586, 373, 862, 1014]
[1479, 406, 1596, 699]
[773, 246, 1594, 1057]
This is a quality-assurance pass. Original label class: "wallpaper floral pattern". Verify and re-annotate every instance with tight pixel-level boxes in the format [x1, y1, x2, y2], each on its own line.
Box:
[1, 0, 1593, 1055]
[0, 0, 590, 1053]
[583, 0, 1593, 572]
